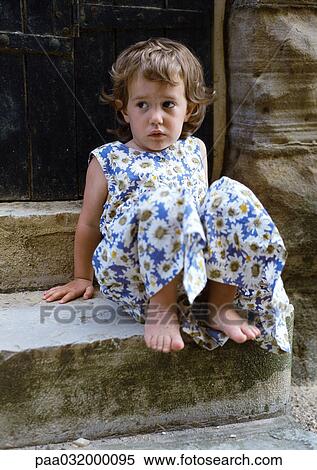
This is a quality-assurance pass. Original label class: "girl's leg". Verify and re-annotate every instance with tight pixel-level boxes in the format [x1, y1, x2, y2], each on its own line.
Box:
[145, 272, 184, 353]
[206, 279, 260, 343]
[199, 177, 274, 345]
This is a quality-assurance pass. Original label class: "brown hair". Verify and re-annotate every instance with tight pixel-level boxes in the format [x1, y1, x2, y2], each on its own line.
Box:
[101, 37, 215, 141]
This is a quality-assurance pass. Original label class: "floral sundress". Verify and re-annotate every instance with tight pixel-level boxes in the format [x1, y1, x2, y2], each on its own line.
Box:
[89, 136, 293, 354]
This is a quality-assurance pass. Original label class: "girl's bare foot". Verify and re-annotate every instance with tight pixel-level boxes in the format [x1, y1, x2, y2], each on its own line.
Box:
[209, 307, 261, 343]
[206, 279, 260, 344]
[144, 303, 184, 353]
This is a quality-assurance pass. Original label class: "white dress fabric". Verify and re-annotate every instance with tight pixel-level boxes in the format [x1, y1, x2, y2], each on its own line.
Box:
[89, 136, 293, 353]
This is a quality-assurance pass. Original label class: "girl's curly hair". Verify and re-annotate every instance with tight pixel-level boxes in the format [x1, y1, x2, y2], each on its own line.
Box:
[100, 37, 215, 141]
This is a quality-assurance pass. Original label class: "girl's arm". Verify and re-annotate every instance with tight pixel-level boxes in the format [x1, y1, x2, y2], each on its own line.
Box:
[74, 157, 107, 281]
[43, 157, 108, 303]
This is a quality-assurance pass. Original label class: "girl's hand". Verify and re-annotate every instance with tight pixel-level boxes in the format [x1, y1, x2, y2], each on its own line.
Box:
[42, 278, 94, 304]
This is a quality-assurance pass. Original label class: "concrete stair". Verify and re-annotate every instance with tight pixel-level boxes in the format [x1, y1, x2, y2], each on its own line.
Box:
[0, 290, 292, 449]
[0, 202, 293, 449]
[24, 415, 317, 450]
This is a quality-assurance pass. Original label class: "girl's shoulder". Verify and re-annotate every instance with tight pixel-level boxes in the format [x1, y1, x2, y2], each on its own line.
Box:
[89, 140, 122, 158]
[181, 136, 207, 177]
[88, 140, 124, 166]
[180, 135, 204, 154]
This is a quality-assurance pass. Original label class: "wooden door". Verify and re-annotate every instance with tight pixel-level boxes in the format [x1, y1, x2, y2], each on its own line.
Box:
[0, 1, 213, 201]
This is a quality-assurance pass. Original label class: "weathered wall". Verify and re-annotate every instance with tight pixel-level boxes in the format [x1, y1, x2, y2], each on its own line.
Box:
[225, 0, 317, 383]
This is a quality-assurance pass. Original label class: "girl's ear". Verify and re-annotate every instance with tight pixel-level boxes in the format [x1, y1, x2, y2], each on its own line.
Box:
[121, 110, 130, 124]
[115, 99, 130, 123]
[185, 102, 195, 122]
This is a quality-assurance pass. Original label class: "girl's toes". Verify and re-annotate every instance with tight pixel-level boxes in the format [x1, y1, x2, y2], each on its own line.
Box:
[233, 331, 248, 343]
[171, 335, 184, 351]
[149, 335, 158, 350]
[247, 330, 256, 340]
[156, 335, 164, 352]
[254, 326, 261, 336]
[228, 324, 248, 343]
[144, 335, 151, 348]
[249, 325, 260, 337]
[241, 325, 255, 340]
[162, 336, 172, 353]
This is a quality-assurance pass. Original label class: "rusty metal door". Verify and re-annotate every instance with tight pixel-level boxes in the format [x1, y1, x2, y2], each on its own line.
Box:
[0, 1, 213, 201]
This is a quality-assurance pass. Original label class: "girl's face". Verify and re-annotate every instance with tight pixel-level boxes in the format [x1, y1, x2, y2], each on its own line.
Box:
[121, 73, 192, 152]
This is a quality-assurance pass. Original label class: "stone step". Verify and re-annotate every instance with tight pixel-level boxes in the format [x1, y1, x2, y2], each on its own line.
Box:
[0, 201, 81, 292]
[0, 291, 292, 449]
[24, 415, 317, 450]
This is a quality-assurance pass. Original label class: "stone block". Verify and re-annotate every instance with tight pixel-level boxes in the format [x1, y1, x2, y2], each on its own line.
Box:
[0, 291, 292, 448]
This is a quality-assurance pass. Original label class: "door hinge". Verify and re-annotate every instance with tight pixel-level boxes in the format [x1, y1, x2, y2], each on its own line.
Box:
[72, 0, 80, 37]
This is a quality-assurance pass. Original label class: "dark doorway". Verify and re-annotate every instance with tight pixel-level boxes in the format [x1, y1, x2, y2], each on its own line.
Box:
[0, 1, 213, 201]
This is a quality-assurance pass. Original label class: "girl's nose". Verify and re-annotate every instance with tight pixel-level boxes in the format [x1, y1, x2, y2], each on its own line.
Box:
[149, 109, 163, 125]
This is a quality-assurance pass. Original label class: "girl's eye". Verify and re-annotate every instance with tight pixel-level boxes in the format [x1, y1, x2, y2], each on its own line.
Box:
[137, 102, 148, 109]
[163, 101, 175, 109]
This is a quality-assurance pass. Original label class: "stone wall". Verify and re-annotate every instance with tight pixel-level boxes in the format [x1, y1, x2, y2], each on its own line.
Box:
[0, 202, 80, 292]
[224, 0, 317, 383]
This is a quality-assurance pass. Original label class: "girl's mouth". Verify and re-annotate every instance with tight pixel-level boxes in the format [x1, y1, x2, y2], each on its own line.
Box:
[149, 132, 164, 136]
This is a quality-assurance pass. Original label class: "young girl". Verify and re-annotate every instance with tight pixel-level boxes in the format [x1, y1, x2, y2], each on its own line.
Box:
[43, 38, 293, 354]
